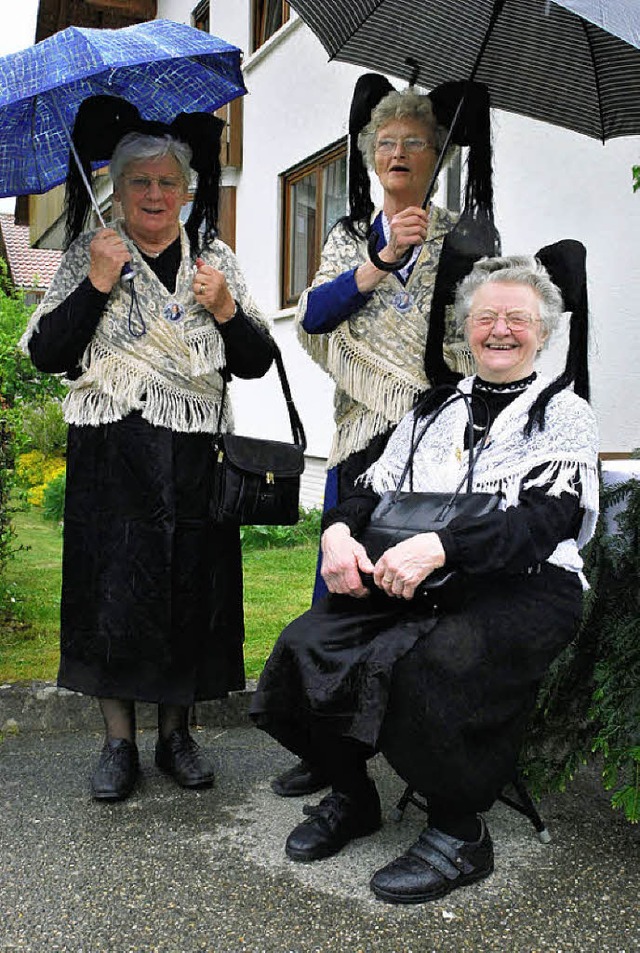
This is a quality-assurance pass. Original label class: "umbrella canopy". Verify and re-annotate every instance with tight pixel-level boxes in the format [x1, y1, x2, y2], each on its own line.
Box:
[0, 18, 246, 199]
[287, 0, 640, 141]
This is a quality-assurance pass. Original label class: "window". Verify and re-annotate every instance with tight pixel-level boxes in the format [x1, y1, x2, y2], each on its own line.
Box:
[252, 0, 290, 52]
[192, 0, 210, 32]
[445, 149, 462, 213]
[281, 140, 347, 308]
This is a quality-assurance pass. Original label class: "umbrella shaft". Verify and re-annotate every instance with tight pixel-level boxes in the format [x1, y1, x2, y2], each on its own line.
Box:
[50, 100, 106, 229]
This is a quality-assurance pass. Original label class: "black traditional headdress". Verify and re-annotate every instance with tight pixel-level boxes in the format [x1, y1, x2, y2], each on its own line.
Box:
[342, 72, 395, 238]
[65, 94, 224, 254]
[525, 238, 590, 433]
[423, 80, 501, 386]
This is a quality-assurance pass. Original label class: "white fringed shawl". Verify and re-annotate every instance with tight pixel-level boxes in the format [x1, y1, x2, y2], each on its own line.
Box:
[362, 375, 600, 581]
[20, 221, 268, 434]
[296, 205, 461, 467]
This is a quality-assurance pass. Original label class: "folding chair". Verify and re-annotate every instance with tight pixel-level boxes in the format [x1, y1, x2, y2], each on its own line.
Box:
[391, 769, 552, 844]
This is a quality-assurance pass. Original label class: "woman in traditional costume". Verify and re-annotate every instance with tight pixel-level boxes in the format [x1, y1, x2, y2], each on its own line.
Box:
[252, 246, 599, 904]
[20, 96, 274, 802]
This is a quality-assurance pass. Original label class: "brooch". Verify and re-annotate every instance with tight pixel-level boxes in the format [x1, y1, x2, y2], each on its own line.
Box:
[163, 302, 185, 323]
[392, 291, 414, 315]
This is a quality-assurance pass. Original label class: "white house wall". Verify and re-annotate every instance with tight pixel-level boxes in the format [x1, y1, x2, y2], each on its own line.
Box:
[160, 1, 640, 474]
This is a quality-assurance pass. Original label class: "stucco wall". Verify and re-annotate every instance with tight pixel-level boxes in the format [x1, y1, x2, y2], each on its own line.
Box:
[160, 0, 640, 464]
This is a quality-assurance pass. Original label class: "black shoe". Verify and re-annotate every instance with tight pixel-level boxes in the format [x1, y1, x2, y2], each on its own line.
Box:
[285, 782, 382, 862]
[155, 730, 215, 789]
[271, 760, 330, 798]
[91, 738, 139, 802]
[370, 817, 494, 904]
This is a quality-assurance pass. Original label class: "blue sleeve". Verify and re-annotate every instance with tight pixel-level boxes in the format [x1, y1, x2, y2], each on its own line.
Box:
[301, 269, 372, 334]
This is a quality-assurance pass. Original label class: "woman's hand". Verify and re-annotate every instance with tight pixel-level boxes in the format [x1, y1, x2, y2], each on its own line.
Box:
[354, 205, 429, 294]
[194, 258, 236, 323]
[88, 228, 132, 293]
[373, 532, 446, 600]
[380, 206, 429, 261]
[321, 522, 375, 598]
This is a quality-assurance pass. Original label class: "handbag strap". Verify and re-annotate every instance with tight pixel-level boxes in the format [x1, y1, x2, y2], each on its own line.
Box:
[215, 336, 307, 451]
[395, 385, 490, 502]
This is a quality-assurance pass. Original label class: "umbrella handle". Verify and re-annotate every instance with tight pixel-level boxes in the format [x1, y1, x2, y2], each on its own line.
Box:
[368, 232, 413, 272]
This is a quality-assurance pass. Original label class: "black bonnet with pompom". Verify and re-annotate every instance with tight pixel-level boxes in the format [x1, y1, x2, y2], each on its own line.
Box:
[65, 94, 224, 254]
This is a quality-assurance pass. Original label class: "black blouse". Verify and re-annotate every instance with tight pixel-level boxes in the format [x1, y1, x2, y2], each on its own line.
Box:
[322, 374, 584, 576]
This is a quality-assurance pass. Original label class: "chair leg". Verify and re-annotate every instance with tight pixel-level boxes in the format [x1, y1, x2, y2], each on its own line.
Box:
[395, 775, 551, 843]
[497, 772, 552, 843]
[391, 785, 428, 822]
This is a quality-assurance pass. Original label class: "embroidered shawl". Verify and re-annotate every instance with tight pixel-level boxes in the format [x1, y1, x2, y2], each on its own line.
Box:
[20, 221, 268, 434]
[362, 375, 600, 579]
[296, 204, 466, 468]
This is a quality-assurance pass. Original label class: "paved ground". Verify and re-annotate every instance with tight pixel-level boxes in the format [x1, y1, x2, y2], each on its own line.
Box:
[0, 686, 639, 953]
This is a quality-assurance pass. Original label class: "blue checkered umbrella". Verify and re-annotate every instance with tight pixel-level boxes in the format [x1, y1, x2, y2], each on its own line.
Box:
[0, 18, 246, 199]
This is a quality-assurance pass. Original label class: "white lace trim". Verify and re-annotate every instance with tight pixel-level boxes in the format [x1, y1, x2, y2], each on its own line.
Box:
[20, 222, 267, 434]
[362, 375, 600, 580]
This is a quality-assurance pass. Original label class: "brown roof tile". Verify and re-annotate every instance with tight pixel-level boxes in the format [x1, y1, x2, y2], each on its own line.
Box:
[0, 214, 62, 289]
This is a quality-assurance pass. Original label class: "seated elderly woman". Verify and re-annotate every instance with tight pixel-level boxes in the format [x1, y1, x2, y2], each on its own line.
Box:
[250, 251, 599, 903]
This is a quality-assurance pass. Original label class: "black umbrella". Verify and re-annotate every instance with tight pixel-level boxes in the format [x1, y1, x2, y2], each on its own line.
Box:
[287, 0, 640, 142]
[290, 0, 640, 274]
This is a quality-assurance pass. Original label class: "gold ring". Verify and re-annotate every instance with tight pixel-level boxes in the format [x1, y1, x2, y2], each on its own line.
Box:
[199, 283, 205, 294]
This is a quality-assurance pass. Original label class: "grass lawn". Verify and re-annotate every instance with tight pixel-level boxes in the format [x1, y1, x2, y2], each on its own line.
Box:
[0, 508, 317, 683]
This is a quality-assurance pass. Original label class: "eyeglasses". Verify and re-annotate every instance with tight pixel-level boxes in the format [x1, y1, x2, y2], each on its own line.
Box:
[123, 175, 184, 194]
[468, 309, 539, 332]
[374, 137, 435, 155]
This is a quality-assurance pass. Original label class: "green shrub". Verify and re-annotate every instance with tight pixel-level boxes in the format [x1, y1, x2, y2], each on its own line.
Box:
[17, 398, 67, 456]
[0, 266, 65, 409]
[42, 470, 66, 524]
[240, 507, 323, 551]
[0, 412, 17, 614]
[526, 471, 640, 823]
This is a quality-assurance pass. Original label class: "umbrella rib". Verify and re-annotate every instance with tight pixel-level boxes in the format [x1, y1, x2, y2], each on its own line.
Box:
[579, 18, 606, 144]
[328, 0, 387, 60]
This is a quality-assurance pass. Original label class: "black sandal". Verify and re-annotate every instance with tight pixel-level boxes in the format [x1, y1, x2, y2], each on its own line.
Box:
[370, 817, 494, 904]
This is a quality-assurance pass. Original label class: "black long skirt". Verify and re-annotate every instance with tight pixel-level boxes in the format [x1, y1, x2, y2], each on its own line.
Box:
[57, 412, 245, 705]
[251, 565, 583, 812]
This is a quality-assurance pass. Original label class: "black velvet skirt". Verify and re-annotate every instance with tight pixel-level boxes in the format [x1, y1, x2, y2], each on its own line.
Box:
[57, 412, 245, 705]
[251, 565, 583, 811]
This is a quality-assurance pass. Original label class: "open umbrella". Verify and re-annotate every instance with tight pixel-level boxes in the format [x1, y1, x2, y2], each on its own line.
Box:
[287, 0, 640, 142]
[0, 18, 246, 200]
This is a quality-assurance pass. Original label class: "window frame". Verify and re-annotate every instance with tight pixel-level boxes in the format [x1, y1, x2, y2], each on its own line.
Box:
[280, 138, 347, 310]
[251, 0, 291, 53]
[192, 0, 210, 33]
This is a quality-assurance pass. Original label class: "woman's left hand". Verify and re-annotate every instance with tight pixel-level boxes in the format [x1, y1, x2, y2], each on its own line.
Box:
[373, 533, 446, 600]
[193, 258, 236, 323]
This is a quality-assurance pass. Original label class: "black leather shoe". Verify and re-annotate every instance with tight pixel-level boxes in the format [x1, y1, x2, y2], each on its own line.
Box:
[155, 730, 215, 789]
[91, 738, 139, 802]
[271, 760, 330, 798]
[370, 817, 494, 904]
[285, 782, 382, 862]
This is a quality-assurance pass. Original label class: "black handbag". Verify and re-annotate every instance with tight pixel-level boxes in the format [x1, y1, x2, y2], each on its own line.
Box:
[211, 342, 306, 526]
[358, 388, 501, 593]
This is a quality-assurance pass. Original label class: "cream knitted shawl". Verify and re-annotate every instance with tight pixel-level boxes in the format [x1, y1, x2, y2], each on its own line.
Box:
[362, 375, 600, 579]
[296, 205, 467, 467]
[20, 221, 268, 434]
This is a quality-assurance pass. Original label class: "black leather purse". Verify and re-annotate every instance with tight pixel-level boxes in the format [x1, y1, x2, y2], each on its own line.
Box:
[358, 388, 501, 592]
[211, 343, 306, 526]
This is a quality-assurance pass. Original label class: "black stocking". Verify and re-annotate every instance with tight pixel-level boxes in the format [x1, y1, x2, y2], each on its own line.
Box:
[98, 698, 136, 742]
[157, 704, 190, 740]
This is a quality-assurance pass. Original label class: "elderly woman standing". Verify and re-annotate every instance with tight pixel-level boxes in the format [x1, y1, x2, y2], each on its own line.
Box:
[274, 78, 499, 797]
[20, 97, 274, 802]
[252, 249, 599, 902]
